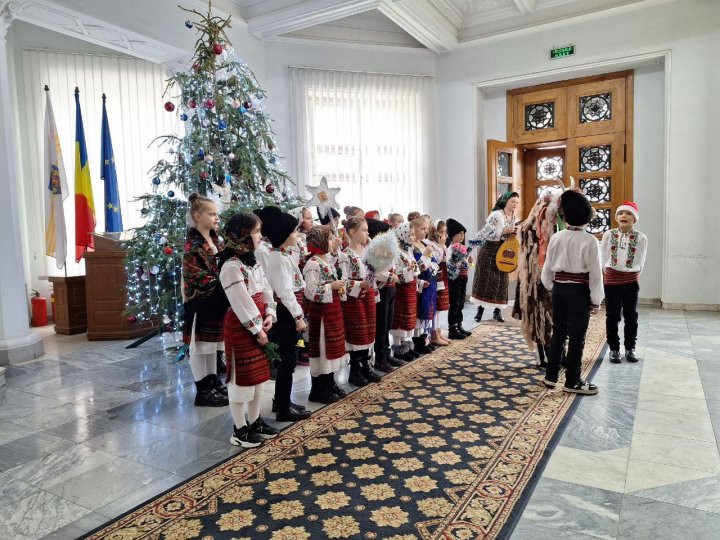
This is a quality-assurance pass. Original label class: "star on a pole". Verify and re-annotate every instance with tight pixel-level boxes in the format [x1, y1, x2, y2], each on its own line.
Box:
[306, 176, 340, 221]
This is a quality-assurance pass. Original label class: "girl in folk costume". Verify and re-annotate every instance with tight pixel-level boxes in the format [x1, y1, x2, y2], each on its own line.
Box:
[471, 192, 520, 322]
[445, 218, 475, 340]
[218, 213, 280, 447]
[340, 217, 383, 387]
[254, 206, 312, 423]
[512, 189, 564, 367]
[182, 193, 229, 408]
[304, 225, 348, 404]
[426, 220, 451, 346]
[601, 202, 648, 363]
[366, 218, 403, 372]
[390, 223, 422, 361]
[412, 216, 439, 354]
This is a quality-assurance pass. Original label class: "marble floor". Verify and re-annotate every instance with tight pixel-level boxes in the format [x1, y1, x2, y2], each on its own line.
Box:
[0, 306, 718, 539]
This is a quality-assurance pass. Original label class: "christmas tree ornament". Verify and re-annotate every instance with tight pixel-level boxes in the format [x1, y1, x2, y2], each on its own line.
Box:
[180, 113, 188, 121]
[225, 173, 233, 183]
[140, 207, 149, 215]
[152, 177, 161, 185]
[200, 171, 209, 179]
[164, 101, 175, 112]
[265, 184, 275, 194]
[306, 176, 341, 220]
[232, 99, 241, 108]
[269, 155, 276, 164]
[227, 152, 235, 160]
[204, 155, 214, 163]
[159, 236, 167, 245]
[212, 43, 224, 55]
[243, 101, 251, 109]
[198, 148, 205, 158]
[188, 99, 197, 109]
[163, 246, 174, 255]
[150, 265, 160, 275]
[185, 20, 193, 28]
[127, 314, 138, 323]
[204, 98, 215, 108]
[218, 120, 227, 131]
[168, 190, 175, 198]
[141, 271, 150, 281]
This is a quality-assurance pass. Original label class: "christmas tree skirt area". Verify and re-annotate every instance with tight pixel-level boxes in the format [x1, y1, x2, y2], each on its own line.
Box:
[82, 315, 607, 540]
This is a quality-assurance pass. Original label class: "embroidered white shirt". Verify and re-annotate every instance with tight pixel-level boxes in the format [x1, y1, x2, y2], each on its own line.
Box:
[255, 243, 305, 320]
[600, 228, 648, 273]
[220, 258, 276, 335]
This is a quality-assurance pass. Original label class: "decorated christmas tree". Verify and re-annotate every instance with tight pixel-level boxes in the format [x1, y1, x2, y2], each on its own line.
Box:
[125, 2, 302, 331]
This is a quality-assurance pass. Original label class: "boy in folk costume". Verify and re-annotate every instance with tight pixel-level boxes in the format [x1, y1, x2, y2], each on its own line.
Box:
[254, 206, 312, 423]
[601, 202, 648, 363]
[340, 217, 383, 387]
[426, 220, 451, 346]
[304, 225, 348, 404]
[366, 218, 403, 372]
[445, 218, 474, 340]
[541, 190, 604, 395]
[218, 213, 280, 447]
[182, 193, 229, 408]
[287, 206, 313, 366]
[390, 222, 424, 361]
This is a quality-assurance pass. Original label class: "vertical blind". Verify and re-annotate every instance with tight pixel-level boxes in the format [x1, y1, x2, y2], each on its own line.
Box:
[17, 50, 176, 288]
[289, 68, 434, 218]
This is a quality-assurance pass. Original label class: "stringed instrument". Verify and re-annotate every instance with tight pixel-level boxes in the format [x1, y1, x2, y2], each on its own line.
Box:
[496, 233, 520, 273]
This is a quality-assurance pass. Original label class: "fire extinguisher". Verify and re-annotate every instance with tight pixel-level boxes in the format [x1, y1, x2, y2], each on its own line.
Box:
[30, 290, 48, 327]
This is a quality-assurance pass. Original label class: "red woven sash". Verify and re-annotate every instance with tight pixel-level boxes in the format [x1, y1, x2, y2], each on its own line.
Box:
[554, 271, 590, 284]
[603, 267, 640, 285]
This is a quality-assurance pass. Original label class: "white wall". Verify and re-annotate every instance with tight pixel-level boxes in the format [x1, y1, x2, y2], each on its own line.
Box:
[261, 40, 436, 204]
[435, 0, 720, 306]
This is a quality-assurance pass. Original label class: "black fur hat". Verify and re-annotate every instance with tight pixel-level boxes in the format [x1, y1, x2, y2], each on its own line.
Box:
[560, 190, 593, 226]
[253, 206, 298, 248]
[445, 218, 467, 246]
[366, 218, 391, 238]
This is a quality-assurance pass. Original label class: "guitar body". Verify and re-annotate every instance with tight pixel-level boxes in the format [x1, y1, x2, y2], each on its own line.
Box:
[496, 234, 520, 273]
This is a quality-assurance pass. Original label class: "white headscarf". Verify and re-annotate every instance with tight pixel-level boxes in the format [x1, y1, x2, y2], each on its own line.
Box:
[395, 222, 412, 250]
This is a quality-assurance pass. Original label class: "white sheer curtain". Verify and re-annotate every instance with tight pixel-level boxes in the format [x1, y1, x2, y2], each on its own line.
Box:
[289, 68, 434, 218]
[15, 50, 176, 294]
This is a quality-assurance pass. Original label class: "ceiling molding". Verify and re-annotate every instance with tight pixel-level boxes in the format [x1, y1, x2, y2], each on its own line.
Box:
[266, 34, 434, 55]
[13, 0, 186, 63]
[247, 0, 381, 40]
[513, 0, 537, 13]
[432, 0, 464, 28]
[378, 0, 457, 53]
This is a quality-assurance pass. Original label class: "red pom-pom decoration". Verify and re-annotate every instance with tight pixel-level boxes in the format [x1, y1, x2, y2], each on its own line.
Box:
[212, 43, 224, 55]
[265, 184, 275, 194]
[164, 101, 175, 112]
[204, 98, 215, 109]
[163, 246, 174, 255]
[188, 99, 197, 109]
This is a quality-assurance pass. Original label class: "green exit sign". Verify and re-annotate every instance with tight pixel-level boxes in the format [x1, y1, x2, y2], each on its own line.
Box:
[550, 45, 575, 59]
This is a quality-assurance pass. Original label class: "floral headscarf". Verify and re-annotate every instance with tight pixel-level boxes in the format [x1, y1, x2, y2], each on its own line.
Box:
[218, 213, 258, 268]
[395, 222, 412, 250]
[306, 225, 333, 255]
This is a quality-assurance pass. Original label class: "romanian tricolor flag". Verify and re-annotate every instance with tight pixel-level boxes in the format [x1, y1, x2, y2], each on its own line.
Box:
[43, 87, 69, 270]
[74, 87, 96, 261]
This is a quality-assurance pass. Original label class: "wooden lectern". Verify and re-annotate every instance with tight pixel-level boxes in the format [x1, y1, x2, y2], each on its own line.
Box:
[49, 275, 87, 334]
[84, 233, 154, 340]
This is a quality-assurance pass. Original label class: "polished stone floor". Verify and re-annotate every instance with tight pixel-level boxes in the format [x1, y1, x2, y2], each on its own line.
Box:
[0, 306, 718, 539]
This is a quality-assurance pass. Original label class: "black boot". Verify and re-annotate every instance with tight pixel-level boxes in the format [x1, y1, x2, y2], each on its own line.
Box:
[348, 352, 370, 387]
[413, 336, 432, 354]
[536, 340, 548, 368]
[216, 351, 227, 374]
[458, 325, 472, 337]
[375, 350, 397, 373]
[276, 405, 311, 422]
[308, 376, 325, 402]
[474, 306, 484, 322]
[361, 356, 382, 383]
[448, 325, 467, 340]
[310, 374, 340, 404]
[493, 308, 505, 322]
[272, 399, 307, 413]
[194, 375, 228, 407]
[327, 373, 346, 398]
[211, 373, 228, 396]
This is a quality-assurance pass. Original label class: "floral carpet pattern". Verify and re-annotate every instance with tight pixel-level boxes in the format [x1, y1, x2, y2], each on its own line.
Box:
[84, 315, 606, 540]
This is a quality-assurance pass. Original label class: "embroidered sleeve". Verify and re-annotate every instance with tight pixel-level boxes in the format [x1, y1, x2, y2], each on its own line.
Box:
[474, 211, 504, 243]
[220, 262, 262, 334]
[397, 251, 416, 284]
[303, 260, 334, 303]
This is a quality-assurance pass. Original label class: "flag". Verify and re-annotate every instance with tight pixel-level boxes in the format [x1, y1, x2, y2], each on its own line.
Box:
[74, 87, 96, 261]
[101, 94, 123, 232]
[43, 87, 69, 270]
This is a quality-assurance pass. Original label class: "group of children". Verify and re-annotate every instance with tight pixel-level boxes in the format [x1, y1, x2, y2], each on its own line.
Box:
[181, 190, 647, 448]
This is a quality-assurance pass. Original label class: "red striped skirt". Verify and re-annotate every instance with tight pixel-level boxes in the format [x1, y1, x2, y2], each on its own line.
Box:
[308, 291, 347, 361]
[436, 262, 450, 312]
[392, 281, 418, 331]
[274, 290, 307, 315]
[342, 287, 377, 347]
[604, 267, 639, 285]
[224, 292, 270, 386]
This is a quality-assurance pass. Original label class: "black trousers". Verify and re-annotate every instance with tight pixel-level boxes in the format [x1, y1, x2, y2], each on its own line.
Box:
[448, 276, 468, 326]
[546, 283, 591, 387]
[604, 282, 639, 351]
[374, 286, 396, 355]
[270, 303, 299, 408]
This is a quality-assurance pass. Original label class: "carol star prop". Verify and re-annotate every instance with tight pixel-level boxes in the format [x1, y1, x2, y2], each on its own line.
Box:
[306, 176, 340, 222]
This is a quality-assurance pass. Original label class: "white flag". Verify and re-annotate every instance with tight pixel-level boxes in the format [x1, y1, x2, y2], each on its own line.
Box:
[44, 90, 69, 269]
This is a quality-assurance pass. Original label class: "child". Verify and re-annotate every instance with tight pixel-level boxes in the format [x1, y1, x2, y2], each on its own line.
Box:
[427, 220, 451, 346]
[182, 193, 229, 408]
[254, 206, 312, 423]
[340, 217, 382, 387]
[388, 213, 404, 228]
[412, 216, 438, 353]
[218, 213, 280, 447]
[288, 206, 313, 366]
[390, 223, 423, 361]
[407, 211, 421, 223]
[541, 190, 604, 395]
[601, 202, 647, 363]
[445, 218, 473, 340]
[366, 218, 402, 371]
[364, 210, 381, 221]
[303, 225, 347, 403]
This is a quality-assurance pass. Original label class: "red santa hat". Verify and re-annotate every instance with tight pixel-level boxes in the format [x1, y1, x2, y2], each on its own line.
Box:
[615, 201, 639, 223]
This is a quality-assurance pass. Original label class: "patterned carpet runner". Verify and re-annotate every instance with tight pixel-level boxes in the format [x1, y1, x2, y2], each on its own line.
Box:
[84, 315, 606, 540]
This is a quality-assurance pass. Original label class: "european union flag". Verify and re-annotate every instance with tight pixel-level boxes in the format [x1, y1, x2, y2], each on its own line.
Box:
[101, 93, 123, 232]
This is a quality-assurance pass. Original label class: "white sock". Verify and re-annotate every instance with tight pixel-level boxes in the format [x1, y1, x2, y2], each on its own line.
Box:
[229, 401, 247, 428]
[205, 353, 217, 376]
[189, 354, 209, 382]
[246, 387, 263, 424]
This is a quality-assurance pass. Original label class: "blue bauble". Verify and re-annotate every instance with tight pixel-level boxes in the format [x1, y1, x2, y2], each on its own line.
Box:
[152, 177, 161, 185]
[168, 191, 175, 198]
[218, 120, 227, 131]
[198, 148, 205, 158]
[239, 106, 246, 114]
[225, 173, 233, 183]
[179, 113, 188, 121]
[184, 20, 193, 29]
[269, 156, 276, 164]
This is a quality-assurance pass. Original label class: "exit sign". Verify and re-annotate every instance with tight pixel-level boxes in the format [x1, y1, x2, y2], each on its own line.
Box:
[550, 45, 575, 59]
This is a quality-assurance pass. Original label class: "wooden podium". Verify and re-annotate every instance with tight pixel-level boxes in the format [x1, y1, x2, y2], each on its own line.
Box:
[49, 276, 87, 334]
[84, 233, 154, 340]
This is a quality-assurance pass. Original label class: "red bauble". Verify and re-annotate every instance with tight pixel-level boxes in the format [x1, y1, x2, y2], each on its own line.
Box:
[243, 101, 251, 109]
[188, 99, 197, 109]
[164, 101, 175, 112]
[212, 43, 223, 55]
[192, 63, 200, 71]
[163, 246, 173, 255]
[127, 315, 137, 324]
[200, 171, 209, 179]
[265, 184, 275, 194]
[204, 98, 215, 109]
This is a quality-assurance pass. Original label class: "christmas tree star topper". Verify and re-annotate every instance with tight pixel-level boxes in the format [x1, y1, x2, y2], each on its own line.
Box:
[306, 176, 340, 220]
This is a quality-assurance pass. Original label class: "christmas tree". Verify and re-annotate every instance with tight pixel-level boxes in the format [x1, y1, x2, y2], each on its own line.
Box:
[125, 2, 302, 331]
